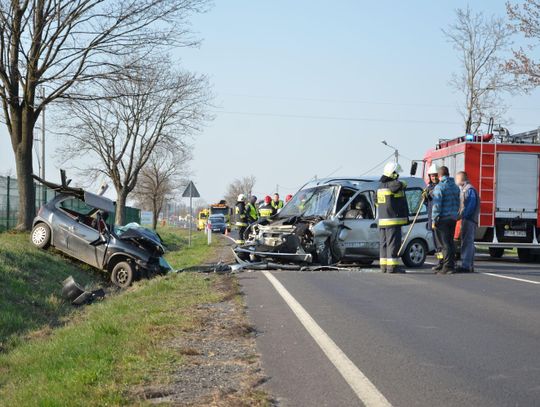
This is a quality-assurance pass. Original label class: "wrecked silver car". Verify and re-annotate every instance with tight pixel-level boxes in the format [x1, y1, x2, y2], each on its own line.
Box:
[235, 177, 435, 267]
[31, 171, 172, 288]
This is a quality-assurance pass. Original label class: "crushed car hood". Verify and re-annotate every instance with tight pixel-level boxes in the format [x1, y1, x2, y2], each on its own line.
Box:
[115, 223, 165, 255]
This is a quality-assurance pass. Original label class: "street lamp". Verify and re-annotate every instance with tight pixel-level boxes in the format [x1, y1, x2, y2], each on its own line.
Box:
[381, 140, 399, 163]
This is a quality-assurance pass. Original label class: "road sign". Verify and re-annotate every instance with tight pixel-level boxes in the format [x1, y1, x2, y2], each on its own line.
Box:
[182, 181, 200, 247]
[140, 211, 153, 226]
[182, 181, 200, 198]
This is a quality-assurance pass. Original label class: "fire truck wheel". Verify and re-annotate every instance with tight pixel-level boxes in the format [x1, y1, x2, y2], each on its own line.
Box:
[517, 248, 535, 263]
[488, 248, 504, 259]
[402, 239, 427, 268]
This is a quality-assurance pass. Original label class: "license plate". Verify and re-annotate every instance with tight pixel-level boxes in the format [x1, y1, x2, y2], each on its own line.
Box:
[504, 230, 526, 237]
[213, 229, 220, 232]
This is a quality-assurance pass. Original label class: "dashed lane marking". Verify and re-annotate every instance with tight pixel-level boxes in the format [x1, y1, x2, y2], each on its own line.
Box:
[480, 272, 540, 285]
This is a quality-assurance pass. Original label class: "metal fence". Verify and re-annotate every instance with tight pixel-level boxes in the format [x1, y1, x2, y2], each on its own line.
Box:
[0, 175, 140, 231]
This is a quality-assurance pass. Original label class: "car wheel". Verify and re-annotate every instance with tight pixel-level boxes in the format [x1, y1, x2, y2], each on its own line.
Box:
[110, 261, 135, 288]
[402, 239, 427, 268]
[488, 247, 504, 259]
[317, 239, 336, 266]
[31, 223, 51, 249]
[518, 248, 535, 263]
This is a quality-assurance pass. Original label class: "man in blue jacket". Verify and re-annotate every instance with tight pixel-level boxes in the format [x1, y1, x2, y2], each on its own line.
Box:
[456, 171, 480, 273]
[431, 166, 461, 274]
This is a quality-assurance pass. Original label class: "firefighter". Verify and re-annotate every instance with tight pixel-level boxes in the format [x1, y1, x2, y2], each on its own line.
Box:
[377, 162, 409, 273]
[246, 195, 259, 224]
[259, 195, 276, 219]
[423, 163, 443, 270]
[234, 194, 248, 244]
[271, 193, 284, 212]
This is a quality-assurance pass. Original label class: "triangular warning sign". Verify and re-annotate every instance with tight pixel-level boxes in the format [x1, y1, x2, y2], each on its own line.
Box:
[182, 181, 200, 198]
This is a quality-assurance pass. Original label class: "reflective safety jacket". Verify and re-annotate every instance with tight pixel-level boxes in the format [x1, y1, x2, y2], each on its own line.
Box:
[235, 201, 248, 227]
[259, 203, 276, 219]
[246, 203, 259, 223]
[271, 200, 284, 211]
[376, 179, 409, 228]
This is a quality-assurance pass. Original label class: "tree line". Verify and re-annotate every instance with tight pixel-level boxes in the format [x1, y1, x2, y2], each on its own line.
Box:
[444, 2, 540, 135]
[0, 0, 210, 230]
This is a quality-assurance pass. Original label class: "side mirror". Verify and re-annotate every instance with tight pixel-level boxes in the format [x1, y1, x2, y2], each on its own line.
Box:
[410, 162, 418, 176]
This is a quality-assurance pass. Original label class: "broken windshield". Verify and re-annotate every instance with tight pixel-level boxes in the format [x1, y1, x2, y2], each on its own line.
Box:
[278, 186, 338, 218]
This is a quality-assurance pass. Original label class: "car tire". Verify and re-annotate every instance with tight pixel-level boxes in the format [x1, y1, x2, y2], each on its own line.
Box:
[110, 261, 135, 288]
[518, 248, 535, 263]
[317, 239, 336, 266]
[488, 247, 504, 259]
[31, 223, 51, 249]
[402, 239, 427, 268]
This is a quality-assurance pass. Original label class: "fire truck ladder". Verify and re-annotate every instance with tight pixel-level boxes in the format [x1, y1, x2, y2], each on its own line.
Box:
[479, 125, 498, 243]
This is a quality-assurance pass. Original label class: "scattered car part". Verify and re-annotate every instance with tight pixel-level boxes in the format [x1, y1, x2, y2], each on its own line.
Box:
[61, 276, 106, 306]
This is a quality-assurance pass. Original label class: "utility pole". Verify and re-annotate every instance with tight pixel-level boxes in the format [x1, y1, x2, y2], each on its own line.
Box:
[41, 87, 45, 180]
[40, 87, 46, 204]
[381, 140, 399, 163]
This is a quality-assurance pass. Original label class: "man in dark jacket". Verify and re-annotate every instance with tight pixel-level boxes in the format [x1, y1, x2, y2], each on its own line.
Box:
[423, 163, 443, 270]
[456, 171, 480, 273]
[377, 162, 409, 273]
[432, 166, 461, 274]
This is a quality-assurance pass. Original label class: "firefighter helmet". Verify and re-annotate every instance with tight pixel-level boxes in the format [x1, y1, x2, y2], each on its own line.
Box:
[237, 194, 246, 201]
[383, 162, 403, 177]
[428, 163, 438, 175]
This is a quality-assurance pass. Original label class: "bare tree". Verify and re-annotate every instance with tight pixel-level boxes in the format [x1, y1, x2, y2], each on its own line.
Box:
[0, 0, 208, 230]
[58, 58, 209, 225]
[224, 176, 256, 206]
[132, 147, 191, 230]
[443, 7, 515, 134]
[507, 0, 540, 87]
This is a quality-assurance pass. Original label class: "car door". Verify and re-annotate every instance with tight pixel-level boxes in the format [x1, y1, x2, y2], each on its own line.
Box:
[56, 197, 104, 268]
[401, 187, 432, 248]
[339, 191, 380, 257]
[69, 221, 106, 268]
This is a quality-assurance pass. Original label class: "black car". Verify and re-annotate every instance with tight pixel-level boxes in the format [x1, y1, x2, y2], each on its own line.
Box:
[31, 172, 172, 288]
[208, 214, 227, 234]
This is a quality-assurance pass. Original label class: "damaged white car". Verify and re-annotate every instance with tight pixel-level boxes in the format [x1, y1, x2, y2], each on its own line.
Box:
[235, 177, 435, 267]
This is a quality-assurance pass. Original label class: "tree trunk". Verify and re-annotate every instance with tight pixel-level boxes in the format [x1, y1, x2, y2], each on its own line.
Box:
[115, 191, 128, 226]
[152, 199, 158, 230]
[11, 109, 37, 231]
[14, 148, 35, 230]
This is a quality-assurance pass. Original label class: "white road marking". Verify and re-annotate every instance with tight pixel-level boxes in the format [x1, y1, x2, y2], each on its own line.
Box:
[481, 272, 540, 285]
[262, 270, 392, 407]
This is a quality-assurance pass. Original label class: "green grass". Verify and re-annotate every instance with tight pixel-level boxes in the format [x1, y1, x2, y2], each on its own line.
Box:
[0, 232, 102, 352]
[0, 227, 220, 407]
[159, 227, 218, 270]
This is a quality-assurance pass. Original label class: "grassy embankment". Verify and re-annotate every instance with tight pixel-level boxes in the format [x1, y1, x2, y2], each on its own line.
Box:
[0, 228, 236, 406]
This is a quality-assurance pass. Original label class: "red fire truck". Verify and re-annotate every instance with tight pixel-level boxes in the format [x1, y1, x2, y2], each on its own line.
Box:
[422, 128, 540, 262]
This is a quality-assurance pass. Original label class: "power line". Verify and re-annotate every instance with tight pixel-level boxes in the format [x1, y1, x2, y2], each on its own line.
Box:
[221, 92, 540, 112]
[358, 153, 396, 177]
[211, 109, 461, 125]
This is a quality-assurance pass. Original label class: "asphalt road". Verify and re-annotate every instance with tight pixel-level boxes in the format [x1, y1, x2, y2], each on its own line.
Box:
[239, 256, 540, 407]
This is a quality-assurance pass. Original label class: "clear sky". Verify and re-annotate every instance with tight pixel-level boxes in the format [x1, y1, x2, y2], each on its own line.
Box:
[2, 0, 540, 204]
